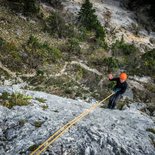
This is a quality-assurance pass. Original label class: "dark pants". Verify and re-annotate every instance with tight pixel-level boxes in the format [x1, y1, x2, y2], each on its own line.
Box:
[108, 93, 122, 109]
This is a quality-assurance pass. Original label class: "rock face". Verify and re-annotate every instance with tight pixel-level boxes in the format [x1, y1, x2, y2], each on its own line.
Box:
[0, 86, 155, 155]
[62, 0, 155, 51]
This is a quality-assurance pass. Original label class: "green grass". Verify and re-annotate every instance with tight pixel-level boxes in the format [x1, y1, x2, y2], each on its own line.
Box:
[34, 121, 43, 128]
[0, 92, 32, 109]
[41, 105, 48, 110]
[35, 97, 47, 103]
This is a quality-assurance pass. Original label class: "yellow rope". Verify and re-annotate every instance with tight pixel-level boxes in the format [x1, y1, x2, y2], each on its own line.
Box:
[30, 93, 114, 155]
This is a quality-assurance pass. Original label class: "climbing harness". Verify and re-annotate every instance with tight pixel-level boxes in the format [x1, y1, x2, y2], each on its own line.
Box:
[30, 93, 114, 155]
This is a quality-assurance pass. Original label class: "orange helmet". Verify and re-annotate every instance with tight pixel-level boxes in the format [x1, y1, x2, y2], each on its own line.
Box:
[120, 72, 127, 80]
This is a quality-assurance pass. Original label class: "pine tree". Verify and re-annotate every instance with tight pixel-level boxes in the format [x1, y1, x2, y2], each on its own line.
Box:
[78, 0, 105, 40]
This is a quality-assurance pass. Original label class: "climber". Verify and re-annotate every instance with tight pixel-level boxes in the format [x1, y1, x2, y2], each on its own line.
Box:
[108, 72, 128, 109]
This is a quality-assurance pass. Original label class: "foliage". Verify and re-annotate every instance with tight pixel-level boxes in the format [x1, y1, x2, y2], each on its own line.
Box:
[28, 145, 39, 152]
[46, 12, 66, 38]
[89, 38, 108, 50]
[41, 105, 48, 110]
[77, 26, 91, 41]
[95, 39, 108, 49]
[0, 38, 23, 71]
[34, 121, 43, 128]
[78, 0, 105, 40]
[24, 35, 62, 69]
[45, 12, 76, 38]
[67, 38, 81, 54]
[7, 0, 40, 16]
[111, 37, 138, 56]
[46, 0, 63, 9]
[35, 97, 47, 103]
[103, 57, 119, 72]
[117, 100, 126, 110]
[90, 57, 105, 66]
[141, 49, 155, 76]
[0, 37, 6, 47]
[0, 92, 32, 109]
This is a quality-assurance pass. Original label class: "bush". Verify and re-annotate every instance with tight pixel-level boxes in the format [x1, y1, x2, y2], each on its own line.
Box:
[77, 26, 91, 41]
[7, 0, 40, 16]
[89, 38, 108, 50]
[0, 37, 6, 47]
[34, 121, 43, 128]
[111, 37, 138, 56]
[141, 49, 155, 76]
[0, 38, 23, 71]
[35, 97, 47, 103]
[45, 12, 66, 38]
[41, 105, 48, 110]
[67, 38, 81, 55]
[28, 145, 39, 152]
[46, 0, 63, 9]
[125, 48, 155, 77]
[103, 57, 119, 72]
[45, 12, 76, 38]
[89, 56, 105, 66]
[24, 35, 62, 69]
[0, 92, 32, 109]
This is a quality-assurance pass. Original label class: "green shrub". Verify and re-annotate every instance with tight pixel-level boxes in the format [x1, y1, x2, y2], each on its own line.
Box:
[45, 12, 74, 38]
[0, 92, 32, 109]
[88, 49, 107, 67]
[27, 35, 40, 47]
[23, 0, 40, 15]
[36, 70, 44, 76]
[41, 105, 48, 110]
[35, 97, 47, 103]
[49, 47, 62, 62]
[67, 38, 81, 55]
[145, 83, 155, 93]
[126, 49, 155, 77]
[95, 24, 106, 40]
[95, 39, 108, 49]
[89, 54, 105, 66]
[46, 0, 63, 9]
[103, 57, 119, 72]
[111, 37, 138, 56]
[0, 92, 10, 100]
[77, 26, 91, 41]
[34, 121, 43, 128]
[7, 0, 40, 16]
[0, 37, 6, 47]
[141, 49, 155, 76]
[24, 35, 62, 69]
[28, 144, 39, 152]
[117, 100, 127, 110]
[0, 39, 23, 71]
